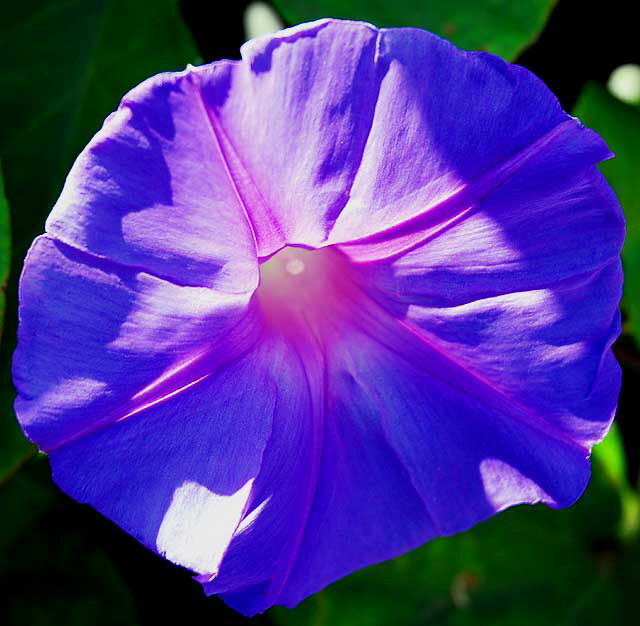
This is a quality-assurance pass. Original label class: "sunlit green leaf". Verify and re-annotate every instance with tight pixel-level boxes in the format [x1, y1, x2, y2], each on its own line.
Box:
[593, 424, 627, 488]
[593, 425, 640, 540]
[272, 0, 556, 60]
[574, 82, 640, 347]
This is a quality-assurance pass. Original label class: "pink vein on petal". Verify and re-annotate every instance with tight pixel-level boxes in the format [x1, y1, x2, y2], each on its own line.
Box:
[339, 277, 589, 455]
[265, 332, 326, 607]
[335, 119, 590, 261]
[393, 315, 589, 454]
[42, 312, 260, 454]
[189, 68, 287, 258]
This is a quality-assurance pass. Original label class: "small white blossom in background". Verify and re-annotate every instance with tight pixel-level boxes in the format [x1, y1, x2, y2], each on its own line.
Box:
[608, 64, 640, 105]
[244, 2, 284, 40]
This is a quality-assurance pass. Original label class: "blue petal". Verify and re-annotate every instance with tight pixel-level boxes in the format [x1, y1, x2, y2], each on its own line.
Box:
[48, 338, 284, 576]
[13, 236, 256, 451]
[329, 25, 574, 243]
[201, 307, 595, 614]
[45, 71, 258, 292]
[357, 122, 623, 448]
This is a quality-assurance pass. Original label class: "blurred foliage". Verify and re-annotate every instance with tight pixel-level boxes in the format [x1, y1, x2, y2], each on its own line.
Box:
[574, 83, 640, 348]
[0, 378, 35, 481]
[0, 160, 31, 483]
[596, 423, 640, 539]
[0, 460, 139, 625]
[272, 0, 556, 60]
[0, 164, 9, 333]
[271, 435, 638, 626]
[0, 0, 197, 262]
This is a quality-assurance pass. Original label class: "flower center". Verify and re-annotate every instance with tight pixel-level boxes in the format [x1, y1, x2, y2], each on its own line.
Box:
[257, 246, 355, 336]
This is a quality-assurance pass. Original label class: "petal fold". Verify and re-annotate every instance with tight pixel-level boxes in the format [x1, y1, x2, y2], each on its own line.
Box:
[328, 26, 573, 243]
[277, 313, 595, 608]
[46, 71, 258, 292]
[202, 307, 596, 614]
[356, 118, 624, 448]
[48, 339, 287, 576]
[13, 235, 257, 452]
[194, 19, 383, 254]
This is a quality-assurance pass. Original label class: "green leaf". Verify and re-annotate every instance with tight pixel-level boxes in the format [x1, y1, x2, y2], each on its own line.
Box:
[592, 423, 627, 488]
[0, 333, 35, 483]
[0, 163, 9, 334]
[592, 425, 640, 540]
[573, 82, 640, 346]
[272, 0, 556, 60]
[0, 0, 197, 264]
[0, 163, 30, 484]
[271, 458, 627, 626]
[0, 459, 140, 625]
[0, 457, 55, 555]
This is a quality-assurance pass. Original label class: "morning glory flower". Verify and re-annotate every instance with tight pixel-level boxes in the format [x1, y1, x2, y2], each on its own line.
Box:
[13, 19, 623, 616]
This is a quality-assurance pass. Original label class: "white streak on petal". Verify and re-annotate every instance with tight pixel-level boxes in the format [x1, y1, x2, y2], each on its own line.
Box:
[480, 458, 555, 511]
[156, 479, 254, 575]
[236, 497, 271, 535]
[39, 378, 109, 411]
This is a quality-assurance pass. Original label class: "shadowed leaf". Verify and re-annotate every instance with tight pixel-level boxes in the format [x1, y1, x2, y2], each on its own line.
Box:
[0, 0, 197, 264]
[0, 164, 8, 333]
[0, 460, 140, 625]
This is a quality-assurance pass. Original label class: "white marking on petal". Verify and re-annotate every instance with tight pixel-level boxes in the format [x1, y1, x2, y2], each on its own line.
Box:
[479, 458, 554, 511]
[285, 258, 305, 275]
[156, 479, 254, 576]
[39, 378, 109, 411]
[236, 497, 271, 534]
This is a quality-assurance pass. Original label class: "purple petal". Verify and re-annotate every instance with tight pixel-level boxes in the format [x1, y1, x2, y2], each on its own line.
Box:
[191, 20, 599, 255]
[279, 318, 592, 607]
[338, 118, 619, 262]
[48, 336, 291, 576]
[193, 20, 382, 254]
[199, 336, 326, 614]
[356, 124, 623, 447]
[203, 302, 594, 613]
[326, 25, 572, 243]
[46, 71, 258, 292]
[13, 235, 256, 452]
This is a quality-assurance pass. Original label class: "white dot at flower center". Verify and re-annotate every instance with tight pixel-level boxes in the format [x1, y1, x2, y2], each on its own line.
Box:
[285, 259, 305, 275]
